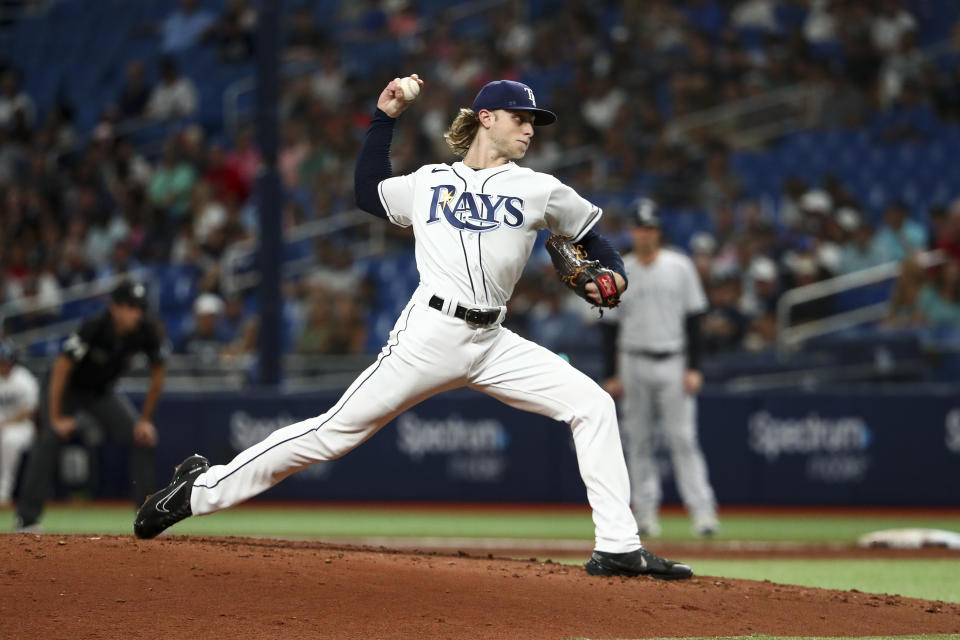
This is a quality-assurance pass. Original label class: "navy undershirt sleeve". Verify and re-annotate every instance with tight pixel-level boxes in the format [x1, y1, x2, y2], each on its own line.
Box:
[578, 229, 627, 286]
[354, 109, 396, 219]
[685, 312, 705, 371]
[600, 321, 619, 379]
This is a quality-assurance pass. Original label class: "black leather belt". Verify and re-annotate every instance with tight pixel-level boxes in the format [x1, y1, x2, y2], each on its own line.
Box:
[630, 349, 682, 360]
[429, 295, 500, 327]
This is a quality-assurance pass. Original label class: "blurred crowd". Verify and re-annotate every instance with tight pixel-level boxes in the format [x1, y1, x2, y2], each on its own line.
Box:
[1, 0, 960, 364]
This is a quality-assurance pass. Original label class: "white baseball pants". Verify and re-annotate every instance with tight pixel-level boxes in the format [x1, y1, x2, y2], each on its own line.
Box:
[0, 423, 34, 503]
[618, 351, 716, 523]
[191, 295, 642, 553]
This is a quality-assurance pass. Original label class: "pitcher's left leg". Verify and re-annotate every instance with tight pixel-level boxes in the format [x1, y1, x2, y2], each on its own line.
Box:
[469, 328, 640, 553]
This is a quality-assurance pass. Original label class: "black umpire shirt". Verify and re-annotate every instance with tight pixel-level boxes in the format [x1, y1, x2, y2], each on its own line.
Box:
[62, 311, 167, 395]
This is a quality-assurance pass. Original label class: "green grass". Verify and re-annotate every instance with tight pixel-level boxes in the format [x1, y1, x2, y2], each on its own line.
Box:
[6, 505, 958, 543]
[568, 637, 960, 640]
[690, 559, 960, 604]
[0, 504, 960, 543]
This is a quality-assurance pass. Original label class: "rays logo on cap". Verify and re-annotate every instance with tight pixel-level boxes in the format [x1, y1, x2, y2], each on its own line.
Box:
[524, 87, 536, 106]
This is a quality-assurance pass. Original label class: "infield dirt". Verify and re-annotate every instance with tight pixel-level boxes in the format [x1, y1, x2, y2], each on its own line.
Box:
[2, 534, 959, 639]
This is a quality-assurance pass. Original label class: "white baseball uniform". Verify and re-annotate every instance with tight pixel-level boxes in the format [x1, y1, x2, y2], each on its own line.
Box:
[190, 161, 643, 553]
[0, 365, 39, 503]
[612, 248, 717, 531]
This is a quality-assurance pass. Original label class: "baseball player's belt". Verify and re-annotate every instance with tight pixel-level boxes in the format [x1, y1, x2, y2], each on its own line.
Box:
[429, 295, 500, 327]
[630, 348, 682, 361]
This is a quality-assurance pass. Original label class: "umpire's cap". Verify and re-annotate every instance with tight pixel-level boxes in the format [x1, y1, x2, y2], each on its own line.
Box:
[0, 339, 16, 363]
[632, 197, 661, 228]
[111, 280, 148, 309]
[472, 80, 557, 126]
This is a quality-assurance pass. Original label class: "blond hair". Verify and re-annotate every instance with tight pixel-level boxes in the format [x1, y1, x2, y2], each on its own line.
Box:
[444, 108, 480, 157]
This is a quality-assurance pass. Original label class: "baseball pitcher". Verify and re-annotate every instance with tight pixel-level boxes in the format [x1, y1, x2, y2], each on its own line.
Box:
[135, 76, 692, 580]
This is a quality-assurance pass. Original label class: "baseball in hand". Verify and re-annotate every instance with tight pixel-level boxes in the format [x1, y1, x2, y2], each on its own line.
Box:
[398, 76, 420, 101]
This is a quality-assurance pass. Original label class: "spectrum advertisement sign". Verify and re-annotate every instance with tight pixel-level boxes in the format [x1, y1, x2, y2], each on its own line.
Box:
[91, 388, 960, 506]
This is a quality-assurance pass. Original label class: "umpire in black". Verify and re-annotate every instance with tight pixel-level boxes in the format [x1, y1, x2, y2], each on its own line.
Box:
[15, 280, 168, 530]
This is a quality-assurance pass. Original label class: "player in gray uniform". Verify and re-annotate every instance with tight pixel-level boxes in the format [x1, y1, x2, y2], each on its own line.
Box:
[0, 340, 38, 507]
[135, 76, 693, 580]
[603, 199, 718, 537]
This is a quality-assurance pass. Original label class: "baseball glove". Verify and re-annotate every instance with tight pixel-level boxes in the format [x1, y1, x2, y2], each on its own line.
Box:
[545, 234, 621, 309]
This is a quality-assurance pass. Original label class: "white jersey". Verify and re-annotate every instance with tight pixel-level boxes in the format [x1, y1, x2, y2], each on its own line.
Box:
[0, 364, 39, 430]
[377, 160, 601, 307]
[616, 248, 707, 352]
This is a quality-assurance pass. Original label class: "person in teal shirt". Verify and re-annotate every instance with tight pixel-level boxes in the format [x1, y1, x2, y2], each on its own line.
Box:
[918, 261, 960, 326]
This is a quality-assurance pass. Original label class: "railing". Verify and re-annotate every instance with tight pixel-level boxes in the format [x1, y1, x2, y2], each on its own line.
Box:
[664, 84, 829, 150]
[0, 269, 155, 344]
[219, 208, 388, 295]
[775, 249, 946, 354]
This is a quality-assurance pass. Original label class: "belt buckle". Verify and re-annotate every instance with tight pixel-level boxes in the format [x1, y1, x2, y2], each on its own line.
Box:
[463, 309, 491, 329]
[464, 308, 487, 328]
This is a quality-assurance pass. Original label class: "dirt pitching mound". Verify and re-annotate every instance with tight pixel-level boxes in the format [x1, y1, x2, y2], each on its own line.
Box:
[2, 535, 959, 639]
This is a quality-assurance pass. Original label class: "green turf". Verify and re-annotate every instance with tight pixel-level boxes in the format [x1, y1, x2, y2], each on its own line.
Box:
[3, 505, 960, 542]
[568, 637, 960, 640]
[690, 559, 960, 604]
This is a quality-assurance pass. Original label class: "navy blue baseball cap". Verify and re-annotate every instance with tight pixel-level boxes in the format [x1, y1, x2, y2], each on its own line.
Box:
[632, 197, 661, 228]
[471, 80, 557, 126]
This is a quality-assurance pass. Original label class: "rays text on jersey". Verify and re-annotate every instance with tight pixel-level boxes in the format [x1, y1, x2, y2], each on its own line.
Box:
[427, 185, 524, 232]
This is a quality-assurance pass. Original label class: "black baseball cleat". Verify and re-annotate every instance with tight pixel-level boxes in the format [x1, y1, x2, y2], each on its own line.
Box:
[585, 547, 694, 580]
[134, 454, 209, 539]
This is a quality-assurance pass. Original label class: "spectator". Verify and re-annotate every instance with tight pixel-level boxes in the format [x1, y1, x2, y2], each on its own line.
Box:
[838, 208, 887, 273]
[742, 257, 781, 351]
[740, 255, 780, 318]
[218, 293, 250, 344]
[190, 181, 226, 247]
[688, 231, 717, 283]
[699, 141, 743, 213]
[147, 142, 196, 217]
[295, 295, 333, 356]
[203, 144, 249, 204]
[103, 137, 152, 197]
[176, 293, 229, 368]
[284, 7, 328, 60]
[146, 57, 198, 121]
[927, 203, 947, 251]
[918, 260, 960, 327]
[0, 70, 35, 130]
[874, 200, 927, 263]
[325, 297, 368, 355]
[160, 0, 216, 54]
[223, 125, 260, 191]
[702, 269, 748, 353]
[871, 0, 917, 54]
[783, 251, 832, 324]
[210, 0, 256, 62]
[731, 0, 778, 31]
[883, 256, 926, 328]
[879, 30, 928, 106]
[116, 60, 151, 120]
[803, 0, 838, 46]
[797, 188, 833, 238]
[934, 198, 960, 264]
